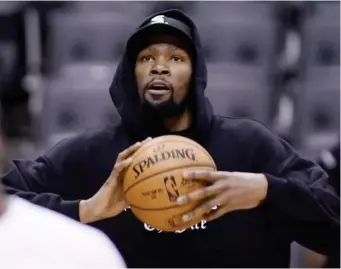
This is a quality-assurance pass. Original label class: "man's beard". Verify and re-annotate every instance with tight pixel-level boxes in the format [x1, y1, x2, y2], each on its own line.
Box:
[139, 92, 189, 135]
[140, 97, 187, 119]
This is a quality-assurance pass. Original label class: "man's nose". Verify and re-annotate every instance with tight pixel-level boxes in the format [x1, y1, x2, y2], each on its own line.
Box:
[151, 62, 170, 76]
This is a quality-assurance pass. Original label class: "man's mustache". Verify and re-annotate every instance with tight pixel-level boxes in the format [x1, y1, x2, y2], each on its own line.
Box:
[144, 78, 173, 92]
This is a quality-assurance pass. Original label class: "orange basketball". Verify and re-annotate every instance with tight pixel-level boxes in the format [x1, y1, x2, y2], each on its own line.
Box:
[123, 135, 216, 232]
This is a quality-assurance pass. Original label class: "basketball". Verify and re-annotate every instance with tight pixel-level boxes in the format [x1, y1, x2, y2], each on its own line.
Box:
[123, 135, 216, 232]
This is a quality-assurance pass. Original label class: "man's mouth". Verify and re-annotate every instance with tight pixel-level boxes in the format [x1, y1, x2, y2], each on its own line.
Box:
[148, 89, 169, 95]
[146, 81, 171, 98]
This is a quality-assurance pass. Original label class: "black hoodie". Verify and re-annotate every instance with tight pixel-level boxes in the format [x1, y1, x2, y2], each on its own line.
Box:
[1, 10, 339, 268]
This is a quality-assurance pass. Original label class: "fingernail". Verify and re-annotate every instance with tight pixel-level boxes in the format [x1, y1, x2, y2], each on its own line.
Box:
[143, 137, 152, 142]
[176, 196, 187, 205]
[126, 157, 133, 163]
[182, 214, 192, 222]
[183, 171, 190, 177]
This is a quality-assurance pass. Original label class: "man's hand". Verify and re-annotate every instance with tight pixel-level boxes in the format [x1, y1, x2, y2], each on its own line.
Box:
[80, 137, 152, 223]
[176, 171, 268, 223]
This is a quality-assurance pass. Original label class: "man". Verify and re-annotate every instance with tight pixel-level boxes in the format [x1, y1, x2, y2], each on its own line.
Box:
[1, 9, 339, 268]
[305, 141, 340, 268]
[0, 184, 126, 269]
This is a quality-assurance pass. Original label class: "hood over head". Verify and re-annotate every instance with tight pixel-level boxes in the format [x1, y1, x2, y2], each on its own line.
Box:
[109, 9, 214, 144]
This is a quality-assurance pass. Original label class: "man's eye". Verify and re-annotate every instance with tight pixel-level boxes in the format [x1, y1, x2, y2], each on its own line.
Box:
[171, 56, 183, 62]
[141, 55, 153, 62]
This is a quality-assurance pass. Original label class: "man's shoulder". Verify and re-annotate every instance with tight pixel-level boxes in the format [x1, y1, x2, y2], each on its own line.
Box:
[59, 122, 124, 147]
[213, 115, 269, 137]
[44, 122, 125, 157]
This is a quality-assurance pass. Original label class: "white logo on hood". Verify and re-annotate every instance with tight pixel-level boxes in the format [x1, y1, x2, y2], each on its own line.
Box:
[150, 15, 169, 25]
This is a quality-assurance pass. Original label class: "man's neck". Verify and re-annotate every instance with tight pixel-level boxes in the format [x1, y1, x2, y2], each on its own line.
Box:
[164, 109, 191, 132]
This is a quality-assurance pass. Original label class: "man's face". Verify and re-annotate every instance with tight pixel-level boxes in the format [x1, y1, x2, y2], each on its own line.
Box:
[135, 34, 192, 118]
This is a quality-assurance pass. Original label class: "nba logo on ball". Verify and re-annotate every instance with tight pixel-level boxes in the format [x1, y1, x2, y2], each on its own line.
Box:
[164, 176, 180, 202]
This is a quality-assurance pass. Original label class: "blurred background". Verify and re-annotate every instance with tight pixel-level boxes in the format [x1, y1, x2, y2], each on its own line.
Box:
[0, 1, 339, 267]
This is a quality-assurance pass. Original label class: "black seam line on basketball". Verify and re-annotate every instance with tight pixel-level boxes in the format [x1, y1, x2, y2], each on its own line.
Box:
[124, 163, 214, 196]
[131, 139, 215, 169]
[129, 203, 182, 211]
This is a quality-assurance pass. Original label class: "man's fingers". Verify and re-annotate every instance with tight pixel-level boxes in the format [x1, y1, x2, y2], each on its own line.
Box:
[108, 137, 152, 186]
[183, 170, 232, 183]
[204, 205, 232, 222]
[106, 158, 133, 186]
[117, 142, 141, 162]
[204, 192, 256, 222]
[176, 180, 228, 205]
[181, 192, 228, 223]
[117, 137, 152, 162]
[115, 200, 128, 211]
[204, 200, 247, 222]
